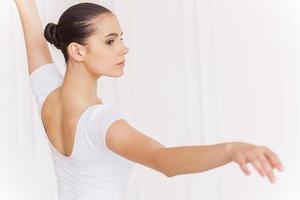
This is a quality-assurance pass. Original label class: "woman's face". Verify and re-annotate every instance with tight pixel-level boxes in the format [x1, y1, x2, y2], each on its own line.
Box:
[83, 14, 129, 77]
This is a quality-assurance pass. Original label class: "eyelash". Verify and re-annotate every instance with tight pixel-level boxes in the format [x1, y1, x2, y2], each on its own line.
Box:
[107, 37, 124, 45]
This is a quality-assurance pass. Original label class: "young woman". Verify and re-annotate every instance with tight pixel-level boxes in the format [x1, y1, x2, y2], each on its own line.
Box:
[13, 0, 284, 199]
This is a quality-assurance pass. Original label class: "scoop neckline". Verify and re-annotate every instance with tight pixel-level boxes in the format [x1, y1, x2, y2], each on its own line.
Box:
[46, 103, 107, 159]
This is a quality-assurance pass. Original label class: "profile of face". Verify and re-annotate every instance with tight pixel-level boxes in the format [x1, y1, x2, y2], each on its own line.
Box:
[68, 14, 129, 78]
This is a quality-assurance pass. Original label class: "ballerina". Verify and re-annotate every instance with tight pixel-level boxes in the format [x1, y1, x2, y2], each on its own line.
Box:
[13, 0, 284, 199]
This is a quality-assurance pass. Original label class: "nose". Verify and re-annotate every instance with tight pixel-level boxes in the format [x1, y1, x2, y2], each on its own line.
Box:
[119, 43, 129, 56]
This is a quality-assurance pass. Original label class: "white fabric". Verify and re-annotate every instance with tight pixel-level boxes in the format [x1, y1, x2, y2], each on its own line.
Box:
[30, 63, 63, 113]
[30, 63, 135, 200]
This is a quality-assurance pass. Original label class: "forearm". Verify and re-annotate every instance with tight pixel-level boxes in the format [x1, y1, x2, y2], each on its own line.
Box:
[14, 0, 52, 72]
[156, 143, 232, 177]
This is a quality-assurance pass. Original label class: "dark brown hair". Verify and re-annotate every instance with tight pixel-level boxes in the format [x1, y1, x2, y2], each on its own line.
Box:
[44, 3, 112, 62]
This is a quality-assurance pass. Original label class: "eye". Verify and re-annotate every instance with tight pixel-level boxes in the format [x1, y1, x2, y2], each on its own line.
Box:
[106, 37, 124, 45]
[106, 39, 114, 45]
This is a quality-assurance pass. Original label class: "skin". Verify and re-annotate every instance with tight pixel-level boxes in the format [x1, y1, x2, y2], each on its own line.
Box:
[50, 14, 129, 158]
[14, 0, 284, 185]
[60, 13, 129, 123]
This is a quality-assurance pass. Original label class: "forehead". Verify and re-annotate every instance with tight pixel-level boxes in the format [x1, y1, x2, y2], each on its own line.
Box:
[94, 14, 122, 37]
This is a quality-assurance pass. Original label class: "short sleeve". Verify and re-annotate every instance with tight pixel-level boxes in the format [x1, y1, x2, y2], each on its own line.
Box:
[88, 105, 126, 150]
[30, 63, 63, 113]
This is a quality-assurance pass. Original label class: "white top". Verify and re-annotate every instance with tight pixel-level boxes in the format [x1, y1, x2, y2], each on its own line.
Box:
[30, 63, 135, 200]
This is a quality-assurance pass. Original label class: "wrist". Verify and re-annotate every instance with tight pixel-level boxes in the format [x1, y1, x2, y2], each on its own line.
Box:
[224, 142, 236, 162]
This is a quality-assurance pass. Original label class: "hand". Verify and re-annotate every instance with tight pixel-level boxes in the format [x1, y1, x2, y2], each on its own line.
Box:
[225, 142, 284, 183]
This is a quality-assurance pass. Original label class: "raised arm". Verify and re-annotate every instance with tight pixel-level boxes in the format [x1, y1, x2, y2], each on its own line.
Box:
[14, 0, 52, 74]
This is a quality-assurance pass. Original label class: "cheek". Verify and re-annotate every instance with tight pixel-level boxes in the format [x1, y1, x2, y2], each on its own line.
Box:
[86, 47, 116, 73]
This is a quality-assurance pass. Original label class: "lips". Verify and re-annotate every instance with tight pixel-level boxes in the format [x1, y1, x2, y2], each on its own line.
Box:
[117, 60, 125, 65]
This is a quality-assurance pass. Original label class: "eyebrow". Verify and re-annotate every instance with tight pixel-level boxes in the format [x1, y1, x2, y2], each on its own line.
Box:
[104, 32, 123, 38]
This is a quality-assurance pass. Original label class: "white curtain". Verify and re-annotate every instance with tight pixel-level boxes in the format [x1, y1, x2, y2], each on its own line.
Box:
[1, 0, 299, 199]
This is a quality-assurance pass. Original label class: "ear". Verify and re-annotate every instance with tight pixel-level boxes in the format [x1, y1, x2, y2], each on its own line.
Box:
[67, 42, 88, 62]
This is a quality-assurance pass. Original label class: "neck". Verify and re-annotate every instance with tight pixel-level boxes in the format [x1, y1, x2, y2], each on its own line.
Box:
[61, 61, 102, 106]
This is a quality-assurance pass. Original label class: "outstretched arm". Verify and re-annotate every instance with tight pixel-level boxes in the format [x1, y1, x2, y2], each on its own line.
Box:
[106, 120, 284, 183]
[154, 142, 284, 182]
[14, 0, 52, 75]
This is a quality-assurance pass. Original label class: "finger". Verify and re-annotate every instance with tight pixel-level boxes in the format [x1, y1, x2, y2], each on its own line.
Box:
[264, 148, 284, 171]
[259, 155, 276, 183]
[251, 159, 266, 177]
[240, 163, 251, 176]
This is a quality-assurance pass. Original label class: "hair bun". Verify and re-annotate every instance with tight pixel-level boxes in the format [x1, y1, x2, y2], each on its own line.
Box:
[44, 23, 61, 49]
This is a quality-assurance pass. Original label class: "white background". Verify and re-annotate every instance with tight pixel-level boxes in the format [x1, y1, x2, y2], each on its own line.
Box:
[0, 0, 299, 199]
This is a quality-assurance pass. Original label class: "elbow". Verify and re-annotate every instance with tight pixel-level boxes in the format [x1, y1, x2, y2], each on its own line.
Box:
[164, 171, 175, 178]
[163, 167, 177, 178]
[161, 165, 173, 177]
[160, 166, 174, 178]
[164, 167, 177, 178]
[153, 148, 175, 178]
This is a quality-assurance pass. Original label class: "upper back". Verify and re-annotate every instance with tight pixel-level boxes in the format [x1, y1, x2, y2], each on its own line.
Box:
[30, 63, 101, 157]
[41, 86, 104, 157]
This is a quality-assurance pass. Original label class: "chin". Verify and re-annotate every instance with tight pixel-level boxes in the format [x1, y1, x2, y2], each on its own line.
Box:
[110, 70, 124, 78]
[115, 66, 125, 77]
[116, 71, 124, 77]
